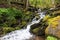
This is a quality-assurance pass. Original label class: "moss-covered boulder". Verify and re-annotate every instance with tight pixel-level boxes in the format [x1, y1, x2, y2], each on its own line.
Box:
[45, 16, 60, 38]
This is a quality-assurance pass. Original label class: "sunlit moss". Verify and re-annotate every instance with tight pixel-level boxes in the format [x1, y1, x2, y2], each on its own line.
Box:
[46, 36, 57, 40]
[47, 16, 60, 28]
[43, 15, 51, 21]
[0, 8, 8, 12]
[45, 16, 60, 38]
[46, 16, 60, 29]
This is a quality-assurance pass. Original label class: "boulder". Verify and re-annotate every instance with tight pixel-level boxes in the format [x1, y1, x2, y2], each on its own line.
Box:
[30, 20, 46, 36]
[45, 16, 60, 38]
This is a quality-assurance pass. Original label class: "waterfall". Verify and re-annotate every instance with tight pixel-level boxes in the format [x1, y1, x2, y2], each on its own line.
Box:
[0, 9, 46, 40]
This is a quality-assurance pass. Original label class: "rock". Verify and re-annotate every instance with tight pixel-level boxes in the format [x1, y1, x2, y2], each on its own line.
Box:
[30, 22, 41, 34]
[45, 16, 60, 38]
[30, 21, 45, 36]
[34, 36, 45, 40]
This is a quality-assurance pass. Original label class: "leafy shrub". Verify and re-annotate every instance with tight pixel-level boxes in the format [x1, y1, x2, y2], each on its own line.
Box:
[0, 8, 22, 35]
[0, 8, 33, 35]
[0, 8, 24, 27]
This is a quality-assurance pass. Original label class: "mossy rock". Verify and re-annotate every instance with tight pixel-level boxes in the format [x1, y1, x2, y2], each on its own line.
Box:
[30, 22, 46, 36]
[32, 27, 40, 34]
[3, 27, 15, 34]
[45, 16, 60, 38]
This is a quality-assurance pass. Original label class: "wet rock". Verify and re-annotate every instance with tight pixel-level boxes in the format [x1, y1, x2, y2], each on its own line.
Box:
[30, 22, 41, 33]
[30, 21, 46, 36]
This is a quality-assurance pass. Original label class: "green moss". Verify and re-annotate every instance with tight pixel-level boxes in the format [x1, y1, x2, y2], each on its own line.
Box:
[46, 36, 58, 40]
[15, 27, 21, 30]
[21, 21, 27, 26]
[3, 27, 15, 34]
[32, 27, 40, 34]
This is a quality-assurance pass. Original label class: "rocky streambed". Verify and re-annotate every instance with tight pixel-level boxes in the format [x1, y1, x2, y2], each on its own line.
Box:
[0, 7, 60, 40]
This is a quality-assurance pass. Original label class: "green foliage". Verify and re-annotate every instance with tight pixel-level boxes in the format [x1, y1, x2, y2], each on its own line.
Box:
[0, 8, 23, 35]
[0, 8, 33, 35]
[0, 8, 24, 27]
[46, 36, 57, 40]
[29, 0, 60, 9]
[29, 0, 55, 8]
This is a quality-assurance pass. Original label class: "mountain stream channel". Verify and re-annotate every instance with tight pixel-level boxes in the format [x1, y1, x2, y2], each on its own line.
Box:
[0, 9, 47, 40]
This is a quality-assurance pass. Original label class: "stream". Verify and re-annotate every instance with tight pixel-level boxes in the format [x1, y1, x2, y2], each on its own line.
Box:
[0, 9, 46, 40]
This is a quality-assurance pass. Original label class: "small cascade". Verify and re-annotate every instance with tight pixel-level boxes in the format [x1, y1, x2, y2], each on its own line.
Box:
[0, 9, 46, 40]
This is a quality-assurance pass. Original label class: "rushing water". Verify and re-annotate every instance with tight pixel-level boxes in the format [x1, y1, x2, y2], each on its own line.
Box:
[0, 9, 46, 40]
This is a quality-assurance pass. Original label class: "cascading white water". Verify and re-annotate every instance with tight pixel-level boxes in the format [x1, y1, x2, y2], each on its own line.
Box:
[0, 9, 46, 40]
